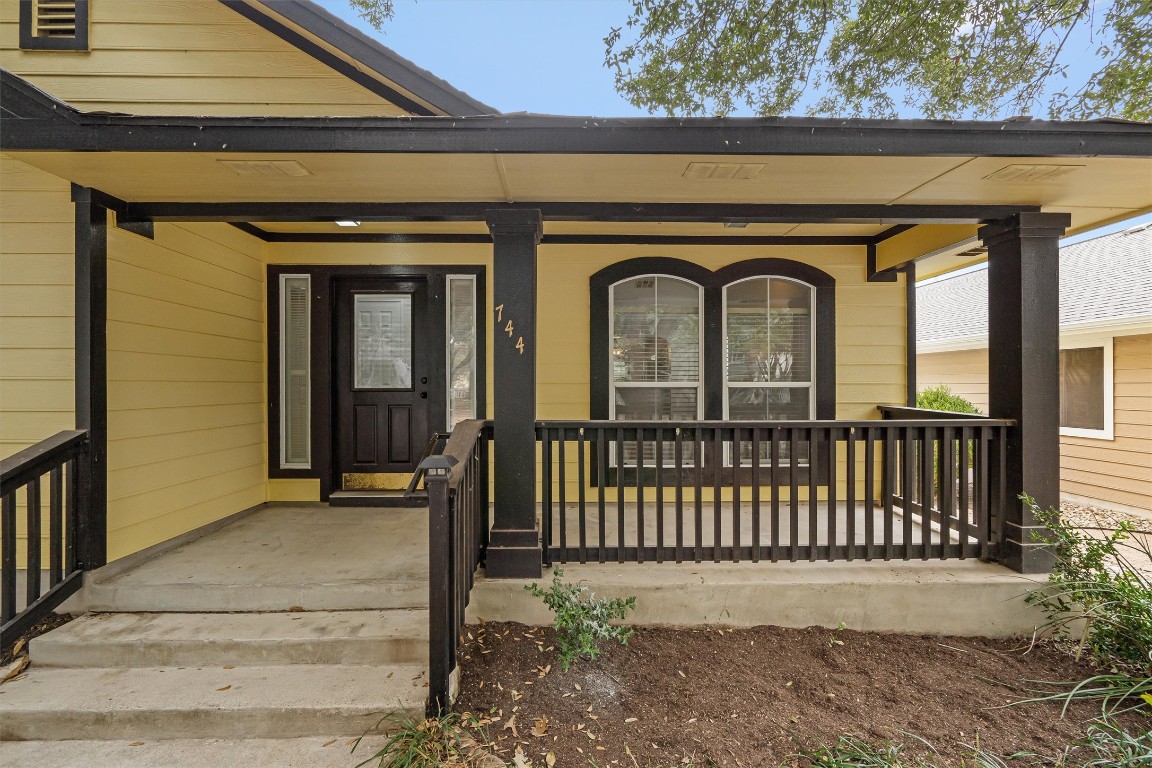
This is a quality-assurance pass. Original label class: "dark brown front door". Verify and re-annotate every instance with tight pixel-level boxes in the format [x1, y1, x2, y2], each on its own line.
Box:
[335, 279, 430, 482]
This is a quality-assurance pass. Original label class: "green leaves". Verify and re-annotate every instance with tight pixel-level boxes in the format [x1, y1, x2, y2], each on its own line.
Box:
[604, 0, 1152, 119]
[525, 569, 637, 671]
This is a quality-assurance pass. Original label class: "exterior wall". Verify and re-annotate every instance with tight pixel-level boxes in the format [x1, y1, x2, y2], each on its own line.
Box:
[0, 0, 408, 117]
[266, 242, 909, 501]
[106, 221, 267, 560]
[918, 335, 1152, 513]
[916, 348, 989, 413]
[1, 154, 269, 561]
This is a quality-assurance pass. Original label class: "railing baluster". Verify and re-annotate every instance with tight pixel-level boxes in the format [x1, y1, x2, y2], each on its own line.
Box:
[770, 426, 781, 563]
[674, 427, 684, 563]
[996, 425, 1008, 556]
[807, 427, 818, 563]
[940, 426, 949, 559]
[541, 427, 553, 565]
[597, 428, 607, 563]
[900, 426, 915, 560]
[846, 427, 856, 562]
[789, 427, 799, 562]
[731, 426, 741, 563]
[826, 426, 837, 562]
[864, 426, 875, 561]
[558, 434, 567, 562]
[694, 428, 703, 563]
[885, 428, 898, 561]
[977, 426, 990, 560]
[577, 428, 587, 564]
[616, 427, 625, 564]
[958, 426, 971, 559]
[655, 427, 664, 564]
[751, 427, 761, 564]
[50, 466, 63, 586]
[635, 426, 645, 564]
[66, 457, 77, 572]
[2, 491, 15, 624]
[27, 477, 42, 606]
[921, 426, 935, 560]
[712, 426, 722, 563]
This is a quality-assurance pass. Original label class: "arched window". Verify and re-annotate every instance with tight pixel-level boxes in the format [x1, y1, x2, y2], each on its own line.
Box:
[609, 275, 703, 424]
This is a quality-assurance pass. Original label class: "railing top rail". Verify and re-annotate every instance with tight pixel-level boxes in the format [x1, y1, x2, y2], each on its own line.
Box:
[1, 430, 88, 491]
[877, 405, 991, 421]
[436, 419, 491, 491]
[535, 418, 1016, 430]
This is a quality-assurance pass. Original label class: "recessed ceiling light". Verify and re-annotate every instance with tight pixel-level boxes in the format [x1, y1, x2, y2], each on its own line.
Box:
[335, 220, 361, 227]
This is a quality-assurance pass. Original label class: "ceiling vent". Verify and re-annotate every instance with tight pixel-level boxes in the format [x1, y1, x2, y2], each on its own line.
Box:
[983, 164, 1083, 182]
[683, 162, 765, 180]
[218, 160, 312, 178]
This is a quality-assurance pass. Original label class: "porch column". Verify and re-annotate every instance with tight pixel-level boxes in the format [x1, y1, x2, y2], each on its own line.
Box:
[72, 185, 108, 569]
[485, 209, 543, 578]
[979, 211, 1070, 573]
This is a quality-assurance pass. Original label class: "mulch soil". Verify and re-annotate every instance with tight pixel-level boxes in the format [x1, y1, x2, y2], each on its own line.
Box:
[0, 611, 73, 667]
[455, 621, 1149, 767]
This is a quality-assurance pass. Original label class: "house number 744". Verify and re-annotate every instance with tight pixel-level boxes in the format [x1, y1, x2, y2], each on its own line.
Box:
[494, 304, 526, 355]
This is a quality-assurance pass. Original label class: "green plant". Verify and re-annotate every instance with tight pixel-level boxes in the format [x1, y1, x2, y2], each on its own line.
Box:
[525, 568, 637, 671]
[915, 385, 981, 415]
[793, 735, 932, 767]
[351, 711, 490, 768]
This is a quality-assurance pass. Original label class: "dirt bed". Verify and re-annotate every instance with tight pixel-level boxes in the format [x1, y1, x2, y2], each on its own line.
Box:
[455, 622, 1147, 766]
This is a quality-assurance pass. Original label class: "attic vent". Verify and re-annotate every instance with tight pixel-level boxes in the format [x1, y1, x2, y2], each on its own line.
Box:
[683, 162, 765, 180]
[983, 164, 1083, 182]
[19, 0, 89, 51]
[954, 245, 989, 260]
[218, 160, 313, 178]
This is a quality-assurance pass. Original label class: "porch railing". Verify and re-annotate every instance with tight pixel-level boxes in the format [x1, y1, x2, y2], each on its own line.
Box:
[421, 419, 490, 716]
[1, 430, 91, 644]
[536, 416, 1012, 565]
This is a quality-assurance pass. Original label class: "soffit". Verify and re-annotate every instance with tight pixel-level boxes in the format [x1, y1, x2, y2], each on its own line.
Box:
[254, 221, 892, 237]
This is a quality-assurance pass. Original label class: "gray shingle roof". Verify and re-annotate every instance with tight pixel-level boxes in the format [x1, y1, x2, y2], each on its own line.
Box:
[917, 224, 1152, 344]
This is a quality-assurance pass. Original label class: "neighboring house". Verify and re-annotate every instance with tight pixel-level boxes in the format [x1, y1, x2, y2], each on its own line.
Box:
[2, 0, 1152, 738]
[918, 225, 1152, 514]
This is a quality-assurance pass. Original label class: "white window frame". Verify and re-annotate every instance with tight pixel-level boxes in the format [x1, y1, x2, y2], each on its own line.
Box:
[1059, 335, 1114, 440]
[279, 274, 311, 469]
[445, 274, 478, 431]
[608, 274, 705, 423]
[721, 276, 817, 422]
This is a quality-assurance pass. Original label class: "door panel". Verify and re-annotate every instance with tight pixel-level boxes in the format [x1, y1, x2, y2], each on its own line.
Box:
[335, 279, 430, 482]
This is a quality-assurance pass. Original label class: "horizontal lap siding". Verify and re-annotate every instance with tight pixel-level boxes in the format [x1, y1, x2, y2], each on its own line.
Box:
[920, 336, 1152, 513]
[0, 0, 407, 117]
[1060, 334, 1152, 512]
[105, 222, 267, 560]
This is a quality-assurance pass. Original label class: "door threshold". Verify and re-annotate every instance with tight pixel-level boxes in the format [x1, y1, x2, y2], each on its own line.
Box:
[328, 489, 428, 508]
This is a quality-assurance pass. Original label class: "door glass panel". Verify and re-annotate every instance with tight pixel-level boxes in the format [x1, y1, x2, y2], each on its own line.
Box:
[354, 294, 412, 389]
[447, 276, 477, 428]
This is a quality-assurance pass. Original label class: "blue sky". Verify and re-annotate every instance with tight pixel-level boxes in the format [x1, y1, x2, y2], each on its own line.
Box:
[314, 0, 1151, 241]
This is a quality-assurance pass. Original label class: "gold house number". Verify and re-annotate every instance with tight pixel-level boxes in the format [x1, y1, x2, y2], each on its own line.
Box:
[494, 304, 526, 355]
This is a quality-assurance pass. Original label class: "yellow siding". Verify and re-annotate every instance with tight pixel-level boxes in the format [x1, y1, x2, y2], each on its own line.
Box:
[916, 349, 990, 412]
[919, 337, 1152, 513]
[0, 0, 409, 117]
[105, 221, 267, 560]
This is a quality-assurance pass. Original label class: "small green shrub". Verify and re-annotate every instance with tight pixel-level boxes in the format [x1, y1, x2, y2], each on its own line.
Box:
[525, 568, 637, 671]
[351, 711, 491, 768]
[915, 385, 981, 415]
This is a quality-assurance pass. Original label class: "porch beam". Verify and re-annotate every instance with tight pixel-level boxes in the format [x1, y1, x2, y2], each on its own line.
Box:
[486, 209, 543, 578]
[980, 211, 1070, 573]
[123, 201, 1038, 225]
[71, 185, 108, 569]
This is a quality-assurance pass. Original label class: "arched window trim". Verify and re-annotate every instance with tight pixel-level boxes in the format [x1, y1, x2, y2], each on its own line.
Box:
[591, 256, 836, 423]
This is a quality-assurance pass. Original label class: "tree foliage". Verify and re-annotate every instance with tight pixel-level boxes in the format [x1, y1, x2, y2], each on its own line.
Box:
[603, 0, 1152, 120]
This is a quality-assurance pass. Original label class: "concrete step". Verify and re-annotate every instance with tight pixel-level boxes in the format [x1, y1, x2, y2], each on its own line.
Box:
[0, 664, 427, 740]
[77, 577, 429, 612]
[0, 736, 393, 768]
[30, 610, 428, 668]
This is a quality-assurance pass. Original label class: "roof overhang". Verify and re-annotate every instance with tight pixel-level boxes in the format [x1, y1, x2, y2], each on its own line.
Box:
[4, 69, 1150, 268]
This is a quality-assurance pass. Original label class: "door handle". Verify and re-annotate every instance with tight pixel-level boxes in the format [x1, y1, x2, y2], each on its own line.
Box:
[420, 391, 428, 399]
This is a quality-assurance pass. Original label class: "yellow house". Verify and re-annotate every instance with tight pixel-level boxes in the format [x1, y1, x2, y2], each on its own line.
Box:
[2, 0, 1152, 725]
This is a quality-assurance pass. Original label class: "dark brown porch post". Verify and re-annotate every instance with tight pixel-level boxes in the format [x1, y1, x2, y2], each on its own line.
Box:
[485, 209, 543, 578]
[979, 211, 1070, 573]
[72, 185, 108, 569]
